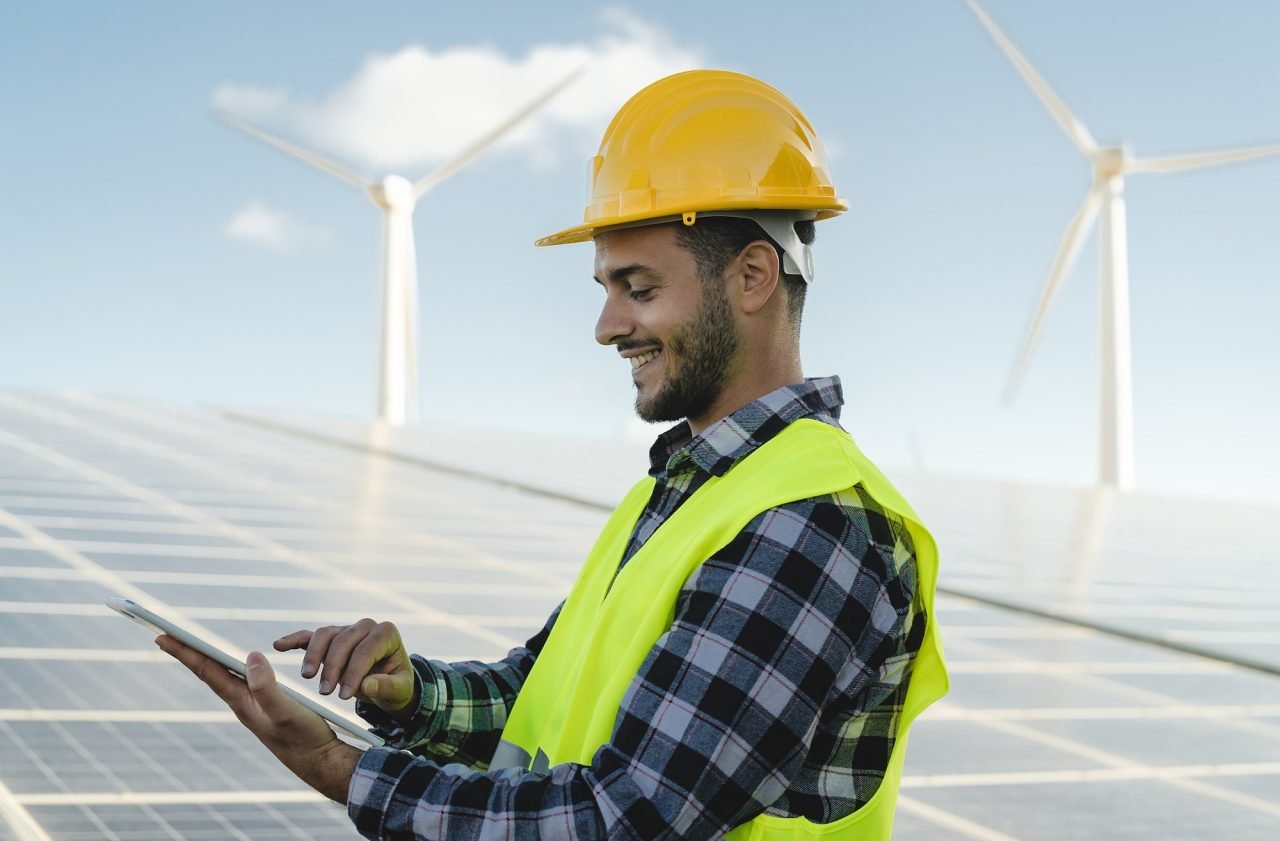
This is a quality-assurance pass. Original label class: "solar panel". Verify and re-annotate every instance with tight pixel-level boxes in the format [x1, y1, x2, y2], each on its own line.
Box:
[0, 390, 1277, 840]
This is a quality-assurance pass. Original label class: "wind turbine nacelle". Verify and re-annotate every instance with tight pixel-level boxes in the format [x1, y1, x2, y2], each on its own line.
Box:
[371, 175, 417, 212]
[1094, 145, 1134, 179]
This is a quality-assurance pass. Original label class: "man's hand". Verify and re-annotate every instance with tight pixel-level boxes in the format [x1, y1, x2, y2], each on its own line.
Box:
[274, 619, 417, 721]
[155, 635, 360, 803]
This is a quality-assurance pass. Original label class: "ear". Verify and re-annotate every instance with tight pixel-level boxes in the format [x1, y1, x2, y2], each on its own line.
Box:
[732, 240, 782, 315]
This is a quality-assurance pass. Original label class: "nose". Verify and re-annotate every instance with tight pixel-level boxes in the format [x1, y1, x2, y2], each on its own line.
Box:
[594, 292, 632, 346]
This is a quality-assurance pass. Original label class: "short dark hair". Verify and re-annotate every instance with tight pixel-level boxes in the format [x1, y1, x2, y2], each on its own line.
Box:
[672, 216, 814, 327]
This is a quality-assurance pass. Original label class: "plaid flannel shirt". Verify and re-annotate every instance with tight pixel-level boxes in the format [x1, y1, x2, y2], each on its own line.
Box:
[349, 376, 924, 840]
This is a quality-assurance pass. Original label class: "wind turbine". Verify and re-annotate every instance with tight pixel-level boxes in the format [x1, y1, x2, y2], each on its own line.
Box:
[966, 0, 1280, 490]
[216, 68, 582, 427]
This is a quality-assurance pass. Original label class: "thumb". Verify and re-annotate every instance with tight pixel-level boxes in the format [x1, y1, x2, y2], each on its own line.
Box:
[245, 652, 290, 721]
[361, 672, 413, 708]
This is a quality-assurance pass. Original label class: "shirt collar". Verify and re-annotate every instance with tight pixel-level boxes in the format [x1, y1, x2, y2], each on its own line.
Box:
[647, 375, 845, 479]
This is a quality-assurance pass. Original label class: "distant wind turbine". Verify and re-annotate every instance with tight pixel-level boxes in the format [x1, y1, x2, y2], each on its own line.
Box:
[216, 68, 583, 426]
[966, 0, 1280, 490]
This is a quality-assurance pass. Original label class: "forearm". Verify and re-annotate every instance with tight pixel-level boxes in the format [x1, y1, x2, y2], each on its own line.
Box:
[305, 740, 364, 804]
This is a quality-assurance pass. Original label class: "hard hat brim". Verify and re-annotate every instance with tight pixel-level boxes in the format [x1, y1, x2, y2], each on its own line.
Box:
[535, 198, 848, 247]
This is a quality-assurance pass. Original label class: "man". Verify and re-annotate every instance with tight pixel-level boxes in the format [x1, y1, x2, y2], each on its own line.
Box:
[159, 69, 946, 840]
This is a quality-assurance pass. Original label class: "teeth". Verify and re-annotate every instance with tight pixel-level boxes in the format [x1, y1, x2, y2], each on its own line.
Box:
[629, 350, 659, 369]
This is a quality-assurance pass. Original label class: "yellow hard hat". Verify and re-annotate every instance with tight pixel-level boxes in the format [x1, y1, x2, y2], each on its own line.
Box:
[536, 69, 847, 247]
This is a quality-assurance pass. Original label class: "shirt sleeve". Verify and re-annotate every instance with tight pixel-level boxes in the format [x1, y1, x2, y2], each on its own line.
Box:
[354, 603, 562, 767]
[346, 493, 916, 841]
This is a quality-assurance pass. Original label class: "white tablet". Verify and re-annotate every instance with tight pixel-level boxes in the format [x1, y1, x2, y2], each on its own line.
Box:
[106, 597, 385, 747]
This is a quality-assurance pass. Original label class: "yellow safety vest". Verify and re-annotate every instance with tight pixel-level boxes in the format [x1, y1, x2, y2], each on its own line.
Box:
[493, 419, 947, 839]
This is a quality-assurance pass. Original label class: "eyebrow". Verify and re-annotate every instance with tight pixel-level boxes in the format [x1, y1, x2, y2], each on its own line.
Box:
[593, 263, 661, 286]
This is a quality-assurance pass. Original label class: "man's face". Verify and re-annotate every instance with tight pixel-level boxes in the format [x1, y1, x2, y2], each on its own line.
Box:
[593, 225, 741, 424]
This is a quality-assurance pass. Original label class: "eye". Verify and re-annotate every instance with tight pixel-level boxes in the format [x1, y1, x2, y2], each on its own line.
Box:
[629, 287, 654, 301]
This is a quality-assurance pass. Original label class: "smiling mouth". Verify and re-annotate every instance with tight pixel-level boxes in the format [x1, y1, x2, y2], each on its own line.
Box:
[630, 349, 661, 371]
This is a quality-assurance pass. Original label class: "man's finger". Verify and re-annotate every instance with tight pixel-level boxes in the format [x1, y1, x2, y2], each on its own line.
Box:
[317, 620, 374, 697]
[301, 626, 337, 679]
[340, 628, 396, 700]
[273, 630, 313, 652]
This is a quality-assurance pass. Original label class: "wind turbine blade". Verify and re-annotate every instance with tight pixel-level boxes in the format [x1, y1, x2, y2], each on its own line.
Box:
[213, 109, 370, 191]
[964, 0, 1097, 156]
[1004, 186, 1104, 403]
[1128, 143, 1280, 174]
[412, 66, 584, 199]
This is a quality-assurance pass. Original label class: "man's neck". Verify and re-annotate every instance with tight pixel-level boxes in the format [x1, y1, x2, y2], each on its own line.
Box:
[687, 363, 805, 437]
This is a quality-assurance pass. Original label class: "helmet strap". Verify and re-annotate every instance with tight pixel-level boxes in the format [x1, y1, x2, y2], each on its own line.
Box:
[696, 210, 818, 284]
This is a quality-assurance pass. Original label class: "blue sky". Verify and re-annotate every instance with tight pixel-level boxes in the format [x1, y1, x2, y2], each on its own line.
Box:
[3, 1, 1278, 504]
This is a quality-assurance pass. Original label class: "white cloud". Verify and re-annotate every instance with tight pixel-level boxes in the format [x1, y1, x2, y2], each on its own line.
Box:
[211, 8, 704, 174]
[224, 202, 323, 252]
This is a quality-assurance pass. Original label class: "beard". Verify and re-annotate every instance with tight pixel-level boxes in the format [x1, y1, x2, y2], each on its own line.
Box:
[635, 280, 741, 423]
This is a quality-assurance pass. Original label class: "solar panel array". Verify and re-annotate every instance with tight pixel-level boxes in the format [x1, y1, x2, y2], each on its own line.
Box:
[901, 476, 1280, 675]
[0, 390, 1277, 840]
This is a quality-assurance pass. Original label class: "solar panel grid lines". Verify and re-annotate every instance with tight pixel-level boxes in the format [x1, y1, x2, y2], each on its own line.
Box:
[902, 762, 1280, 789]
[911, 603, 1278, 829]
[24, 802, 355, 841]
[0, 507, 380, 722]
[928, 713, 1280, 814]
[895, 795, 1024, 841]
[1009, 599, 1280, 625]
[0, 485, 119, 508]
[939, 586, 1280, 679]
[932, 638, 1280, 762]
[0, 719, 324, 801]
[111, 570, 565, 599]
[0, 566, 90, 583]
[16, 793, 326, 808]
[57, 392, 607, 541]
[0, 778, 53, 841]
[0, 498, 189, 524]
[945, 660, 1240, 675]
[925, 702, 1280, 722]
[0, 713, 237, 725]
[0, 650, 167, 664]
[0, 541, 268, 561]
[43, 396, 586, 586]
[941, 631, 1275, 707]
[0, 657, 208, 717]
[0, 393, 579, 592]
[1167, 629, 1280, 643]
[0, 600, 548, 635]
[995, 579, 1280, 609]
[904, 485, 1280, 674]
[966, 575, 1280, 611]
[0, 410, 526, 654]
[6, 510, 223, 532]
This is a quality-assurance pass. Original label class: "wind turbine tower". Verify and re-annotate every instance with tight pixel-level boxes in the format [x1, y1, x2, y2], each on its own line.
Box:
[217, 69, 581, 427]
[966, 0, 1280, 490]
